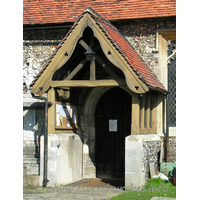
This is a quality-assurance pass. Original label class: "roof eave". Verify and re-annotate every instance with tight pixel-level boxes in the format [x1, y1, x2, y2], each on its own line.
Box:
[147, 86, 168, 94]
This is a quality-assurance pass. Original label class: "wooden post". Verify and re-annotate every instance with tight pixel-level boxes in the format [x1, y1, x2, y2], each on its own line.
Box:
[131, 93, 140, 135]
[48, 87, 55, 133]
[146, 93, 150, 129]
[152, 93, 156, 130]
[140, 95, 144, 129]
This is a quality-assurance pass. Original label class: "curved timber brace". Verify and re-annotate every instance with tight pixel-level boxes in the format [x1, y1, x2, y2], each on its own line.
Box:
[31, 93, 53, 187]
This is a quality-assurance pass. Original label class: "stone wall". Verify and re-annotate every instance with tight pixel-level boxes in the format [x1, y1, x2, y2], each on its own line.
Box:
[143, 140, 162, 182]
[142, 135, 176, 183]
[40, 133, 82, 186]
[169, 137, 176, 163]
[125, 135, 145, 188]
[78, 87, 96, 178]
[160, 136, 176, 164]
[114, 17, 175, 68]
[23, 28, 70, 93]
[23, 41, 57, 92]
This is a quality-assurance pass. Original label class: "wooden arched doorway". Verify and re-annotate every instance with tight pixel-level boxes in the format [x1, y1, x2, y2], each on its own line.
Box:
[95, 87, 131, 178]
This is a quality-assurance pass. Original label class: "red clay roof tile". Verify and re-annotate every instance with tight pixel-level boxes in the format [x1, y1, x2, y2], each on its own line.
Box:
[23, 0, 176, 25]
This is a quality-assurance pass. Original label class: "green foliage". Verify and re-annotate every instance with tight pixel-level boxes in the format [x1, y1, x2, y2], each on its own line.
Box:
[145, 177, 167, 189]
[27, 184, 32, 187]
[110, 177, 176, 200]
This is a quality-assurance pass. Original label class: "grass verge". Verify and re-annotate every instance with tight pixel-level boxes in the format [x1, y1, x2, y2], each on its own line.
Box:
[110, 177, 176, 200]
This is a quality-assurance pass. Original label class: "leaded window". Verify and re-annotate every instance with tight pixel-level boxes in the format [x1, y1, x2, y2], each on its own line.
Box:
[168, 40, 176, 127]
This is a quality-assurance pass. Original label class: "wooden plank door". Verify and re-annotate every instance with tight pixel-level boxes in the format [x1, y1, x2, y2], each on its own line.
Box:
[95, 87, 131, 178]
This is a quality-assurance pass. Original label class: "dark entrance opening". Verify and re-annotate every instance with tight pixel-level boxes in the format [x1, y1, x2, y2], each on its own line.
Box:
[95, 87, 131, 179]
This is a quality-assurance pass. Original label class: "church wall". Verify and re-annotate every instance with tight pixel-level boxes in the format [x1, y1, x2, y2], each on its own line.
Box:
[23, 17, 176, 186]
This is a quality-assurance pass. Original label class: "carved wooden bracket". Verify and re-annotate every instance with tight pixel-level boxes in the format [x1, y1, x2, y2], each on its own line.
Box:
[167, 48, 176, 64]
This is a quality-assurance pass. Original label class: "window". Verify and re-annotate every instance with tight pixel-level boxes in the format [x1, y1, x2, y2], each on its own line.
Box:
[168, 40, 176, 127]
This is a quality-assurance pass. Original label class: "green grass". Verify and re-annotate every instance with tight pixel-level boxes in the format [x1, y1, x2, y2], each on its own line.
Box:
[27, 184, 32, 187]
[110, 177, 176, 200]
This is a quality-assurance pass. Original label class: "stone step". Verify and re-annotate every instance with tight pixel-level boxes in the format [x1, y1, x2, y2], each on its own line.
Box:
[23, 157, 40, 164]
[24, 163, 40, 175]
[23, 146, 35, 154]
[23, 154, 36, 158]
[23, 174, 40, 187]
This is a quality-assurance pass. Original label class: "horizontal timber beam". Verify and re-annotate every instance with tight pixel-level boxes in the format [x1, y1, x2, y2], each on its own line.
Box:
[51, 79, 126, 88]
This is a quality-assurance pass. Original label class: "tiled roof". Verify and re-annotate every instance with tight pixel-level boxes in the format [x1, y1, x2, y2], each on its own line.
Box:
[88, 7, 166, 91]
[23, 0, 176, 25]
[30, 7, 167, 92]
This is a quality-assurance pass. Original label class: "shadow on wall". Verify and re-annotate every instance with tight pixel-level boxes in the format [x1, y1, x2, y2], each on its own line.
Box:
[23, 106, 45, 157]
